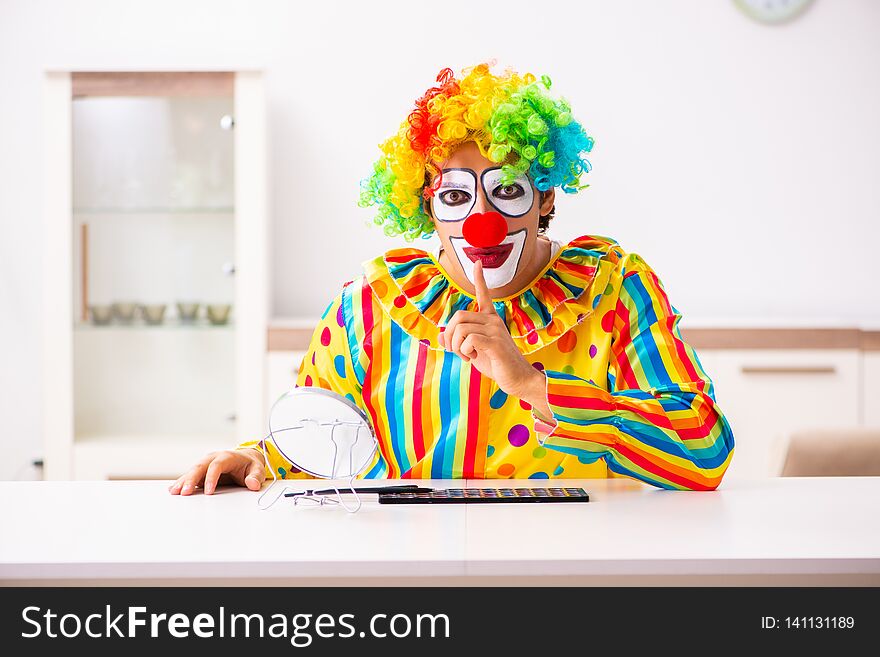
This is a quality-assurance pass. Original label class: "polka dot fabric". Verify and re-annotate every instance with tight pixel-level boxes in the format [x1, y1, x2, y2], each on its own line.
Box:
[236, 234, 735, 490]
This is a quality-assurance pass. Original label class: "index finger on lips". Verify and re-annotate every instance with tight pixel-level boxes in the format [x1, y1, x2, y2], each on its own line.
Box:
[473, 261, 494, 314]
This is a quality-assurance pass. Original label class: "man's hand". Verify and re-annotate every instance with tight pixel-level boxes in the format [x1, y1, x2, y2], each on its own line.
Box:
[439, 260, 552, 418]
[168, 448, 266, 496]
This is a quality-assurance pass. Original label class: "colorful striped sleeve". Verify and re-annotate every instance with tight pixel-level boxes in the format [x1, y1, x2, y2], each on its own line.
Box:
[234, 289, 363, 481]
[535, 253, 735, 490]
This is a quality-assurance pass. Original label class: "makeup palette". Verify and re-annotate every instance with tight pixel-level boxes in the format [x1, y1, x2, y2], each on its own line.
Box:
[377, 487, 589, 504]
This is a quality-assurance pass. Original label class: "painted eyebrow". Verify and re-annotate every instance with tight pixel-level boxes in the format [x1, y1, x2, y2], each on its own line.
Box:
[437, 182, 472, 190]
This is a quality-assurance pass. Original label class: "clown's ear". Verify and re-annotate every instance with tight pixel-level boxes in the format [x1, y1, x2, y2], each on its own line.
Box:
[538, 191, 557, 234]
[422, 195, 431, 217]
[539, 188, 556, 215]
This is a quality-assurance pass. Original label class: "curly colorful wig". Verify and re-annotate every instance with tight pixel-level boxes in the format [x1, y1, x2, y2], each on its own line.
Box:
[358, 62, 595, 241]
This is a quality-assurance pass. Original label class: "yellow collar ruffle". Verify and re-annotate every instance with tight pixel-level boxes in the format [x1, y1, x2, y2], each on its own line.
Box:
[362, 234, 623, 354]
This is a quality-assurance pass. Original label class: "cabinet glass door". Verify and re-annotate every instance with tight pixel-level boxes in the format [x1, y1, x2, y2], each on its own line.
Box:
[71, 73, 237, 457]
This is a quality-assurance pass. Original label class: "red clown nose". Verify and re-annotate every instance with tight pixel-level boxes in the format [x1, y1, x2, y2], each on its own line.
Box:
[462, 212, 508, 248]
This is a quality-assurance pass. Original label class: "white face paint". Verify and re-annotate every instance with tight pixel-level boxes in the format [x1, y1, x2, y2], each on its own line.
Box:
[431, 166, 537, 290]
[432, 169, 477, 222]
[480, 168, 535, 217]
[450, 228, 527, 289]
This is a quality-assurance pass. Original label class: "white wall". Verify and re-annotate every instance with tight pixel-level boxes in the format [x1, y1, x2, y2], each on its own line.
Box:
[1, 0, 879, 479]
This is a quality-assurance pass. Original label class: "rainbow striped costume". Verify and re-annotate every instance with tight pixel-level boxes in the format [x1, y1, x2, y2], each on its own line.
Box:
[238, 234, 735, 490]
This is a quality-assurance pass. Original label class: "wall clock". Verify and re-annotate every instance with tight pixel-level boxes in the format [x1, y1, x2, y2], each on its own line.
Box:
[733, 0, 815, 24]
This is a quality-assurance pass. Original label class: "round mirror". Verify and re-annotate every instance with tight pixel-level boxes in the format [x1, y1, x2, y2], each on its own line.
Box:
[267, 387, 377, 480]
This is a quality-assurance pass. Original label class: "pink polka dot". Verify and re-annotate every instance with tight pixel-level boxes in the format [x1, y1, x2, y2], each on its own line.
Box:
[336, 304, 344, 327]
[589, 343, 598, 358]
[393, 295, 407, 308]
[508, 424, 530, 447]
[519, 399, 532, 411]
[304, 375, 312, 386]
[601, 309, 615, 333]
[320, 326, 331, 346]
[526, 331, 538, 345]
[311, 352, 316, 365]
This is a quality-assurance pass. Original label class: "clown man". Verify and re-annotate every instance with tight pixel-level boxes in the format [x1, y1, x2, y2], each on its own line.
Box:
[171, 62, 735, 496]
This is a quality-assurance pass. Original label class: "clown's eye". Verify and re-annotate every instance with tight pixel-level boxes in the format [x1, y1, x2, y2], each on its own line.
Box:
[494, 183, 524, 199]
[439, 189, 471, 206]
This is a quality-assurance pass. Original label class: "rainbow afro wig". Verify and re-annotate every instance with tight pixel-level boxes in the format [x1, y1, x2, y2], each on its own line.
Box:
[358, 62, 595, 241]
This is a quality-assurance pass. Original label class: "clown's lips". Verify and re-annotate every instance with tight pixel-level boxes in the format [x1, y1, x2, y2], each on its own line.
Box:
[462, 243, 513, 269]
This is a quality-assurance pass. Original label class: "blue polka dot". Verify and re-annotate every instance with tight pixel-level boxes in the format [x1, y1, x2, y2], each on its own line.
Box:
[487, 445, 495, 457]
[489, 388, 508, 409]
[528, 471, 549, 479]
[345, 393, 356, 405]
[577, 454, 598, 465]
[553, 465, 564, 476]
[334, 355, 346, 378]
[592, 294, 602, 308]
[278, 467, 287, 479]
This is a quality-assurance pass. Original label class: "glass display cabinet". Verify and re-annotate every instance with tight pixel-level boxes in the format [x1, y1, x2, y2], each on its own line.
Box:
[42, 71, 268, 479]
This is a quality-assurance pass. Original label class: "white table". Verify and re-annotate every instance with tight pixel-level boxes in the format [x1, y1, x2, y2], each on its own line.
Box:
[2, 478, 879, 585]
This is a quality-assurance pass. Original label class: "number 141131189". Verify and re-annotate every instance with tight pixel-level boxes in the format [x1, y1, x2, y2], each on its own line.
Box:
[761, 616, 855, 630]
